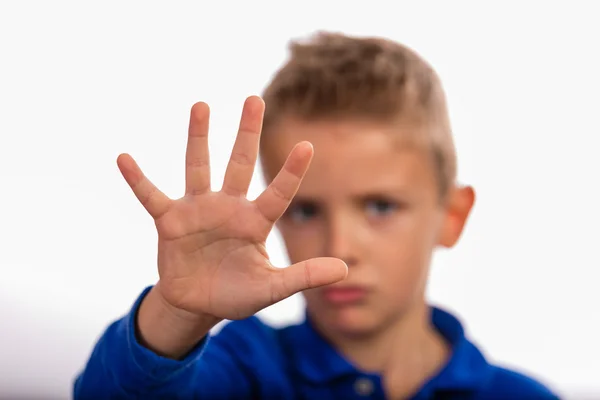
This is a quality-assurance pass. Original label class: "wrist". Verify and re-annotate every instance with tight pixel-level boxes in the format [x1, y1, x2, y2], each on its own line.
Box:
[136, 284, 221, 359]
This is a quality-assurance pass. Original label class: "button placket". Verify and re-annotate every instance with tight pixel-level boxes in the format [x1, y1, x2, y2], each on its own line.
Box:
[353, 377, 375, 396]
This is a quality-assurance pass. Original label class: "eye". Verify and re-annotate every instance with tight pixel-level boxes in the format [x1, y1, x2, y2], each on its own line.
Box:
[365, 198, 398, 217]
[285, 201, 319, 223]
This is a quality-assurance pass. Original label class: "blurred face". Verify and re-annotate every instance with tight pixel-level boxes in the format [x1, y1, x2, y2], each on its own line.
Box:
[261, 118, 464, 338]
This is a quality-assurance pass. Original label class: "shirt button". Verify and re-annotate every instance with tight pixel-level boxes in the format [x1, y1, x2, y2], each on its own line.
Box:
[354, 377, 374, 396]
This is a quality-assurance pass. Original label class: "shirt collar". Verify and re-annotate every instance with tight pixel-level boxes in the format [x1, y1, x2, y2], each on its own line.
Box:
[281, 306, 493, 393]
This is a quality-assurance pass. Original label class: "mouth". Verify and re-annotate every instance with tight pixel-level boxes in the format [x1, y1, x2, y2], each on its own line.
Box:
[321, 286, 369, 305]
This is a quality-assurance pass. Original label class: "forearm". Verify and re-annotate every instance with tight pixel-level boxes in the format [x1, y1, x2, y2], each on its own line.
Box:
[74, 287, 219, 399]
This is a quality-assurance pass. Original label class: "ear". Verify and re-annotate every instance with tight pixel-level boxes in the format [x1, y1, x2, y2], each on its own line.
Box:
[438, 185, 476, 248]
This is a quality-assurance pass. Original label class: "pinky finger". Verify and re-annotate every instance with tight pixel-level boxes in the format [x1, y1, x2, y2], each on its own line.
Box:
[117, 154, 171, 219]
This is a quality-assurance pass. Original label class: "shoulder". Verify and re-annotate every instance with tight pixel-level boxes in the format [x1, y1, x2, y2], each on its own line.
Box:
[480, 364, 559, 399]
[428, 307, 559, 399]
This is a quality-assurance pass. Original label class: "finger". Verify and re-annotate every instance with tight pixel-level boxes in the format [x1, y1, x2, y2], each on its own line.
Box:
[254, 141, 313, 223]
[117, 153, 171, 219]
[270, 258, 348, 302]
[222, 96, 264, 196]
[185, 102, 211, 195]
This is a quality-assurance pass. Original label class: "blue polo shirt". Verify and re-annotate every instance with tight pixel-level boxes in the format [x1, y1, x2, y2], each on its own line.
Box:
[74, 286, 559, 399]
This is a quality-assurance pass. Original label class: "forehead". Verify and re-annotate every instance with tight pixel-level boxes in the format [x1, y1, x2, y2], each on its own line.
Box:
[261, 118, 437, 198]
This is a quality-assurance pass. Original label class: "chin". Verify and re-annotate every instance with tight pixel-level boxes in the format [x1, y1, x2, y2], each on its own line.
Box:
[309, 303, 383, 338]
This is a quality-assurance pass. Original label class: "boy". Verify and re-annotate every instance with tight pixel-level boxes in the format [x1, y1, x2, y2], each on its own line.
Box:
[74, 32, 558, 399]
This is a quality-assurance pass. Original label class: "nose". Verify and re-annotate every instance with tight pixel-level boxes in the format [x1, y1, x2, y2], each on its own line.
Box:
[325, 213, 361, 267]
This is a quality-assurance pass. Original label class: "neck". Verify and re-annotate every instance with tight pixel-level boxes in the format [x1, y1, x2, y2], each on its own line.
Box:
[329, 301, 450, 398]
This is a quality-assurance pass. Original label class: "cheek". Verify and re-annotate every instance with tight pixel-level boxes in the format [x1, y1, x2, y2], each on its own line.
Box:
[375, 247, 430, 308]
[398, 208, 443, 253]
[277, 223, 323, 262]
[374, 215, 438, 289]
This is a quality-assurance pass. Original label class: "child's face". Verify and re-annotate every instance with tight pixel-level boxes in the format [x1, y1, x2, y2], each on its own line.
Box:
[261, 117, 471, 337]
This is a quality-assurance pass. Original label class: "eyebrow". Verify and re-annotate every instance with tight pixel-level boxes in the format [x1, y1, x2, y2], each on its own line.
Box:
[293, 189, 413, 202]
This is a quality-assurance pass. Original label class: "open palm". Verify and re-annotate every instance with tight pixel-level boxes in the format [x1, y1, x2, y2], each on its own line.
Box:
[117, 97, 347, 320]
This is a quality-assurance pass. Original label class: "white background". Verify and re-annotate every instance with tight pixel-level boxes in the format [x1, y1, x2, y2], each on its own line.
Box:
[1, 1, 599, 399]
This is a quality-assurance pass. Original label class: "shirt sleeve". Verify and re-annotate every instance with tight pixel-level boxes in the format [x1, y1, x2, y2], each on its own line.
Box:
[73, 286, 253, 399]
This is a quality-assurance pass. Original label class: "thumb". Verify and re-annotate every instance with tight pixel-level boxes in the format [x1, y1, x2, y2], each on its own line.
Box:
[272, 258, 348, 301]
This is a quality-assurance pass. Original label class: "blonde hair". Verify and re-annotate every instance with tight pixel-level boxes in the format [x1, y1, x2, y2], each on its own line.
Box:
[261, 31, 457, 199]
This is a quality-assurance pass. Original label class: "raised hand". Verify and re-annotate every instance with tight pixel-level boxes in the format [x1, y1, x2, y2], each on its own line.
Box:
[117, 96, 347, 321]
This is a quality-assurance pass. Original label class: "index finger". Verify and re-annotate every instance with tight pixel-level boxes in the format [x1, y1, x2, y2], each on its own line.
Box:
[254, 141, 313, 223]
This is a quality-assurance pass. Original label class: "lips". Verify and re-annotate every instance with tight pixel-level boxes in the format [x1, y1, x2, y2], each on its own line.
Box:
[322, 286, 368, 305]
